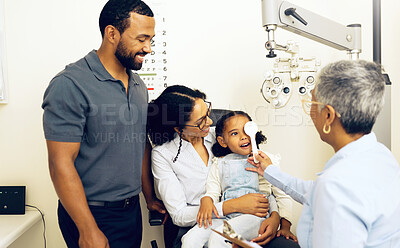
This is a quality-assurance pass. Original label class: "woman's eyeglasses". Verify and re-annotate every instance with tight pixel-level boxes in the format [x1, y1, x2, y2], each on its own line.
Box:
[301, 99, 341, 118]
[183, 101, 212, 130]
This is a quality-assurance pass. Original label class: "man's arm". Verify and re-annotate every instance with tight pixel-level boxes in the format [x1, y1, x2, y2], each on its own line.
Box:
[141, 140, 167, 221]
[46, 140, 108, 248]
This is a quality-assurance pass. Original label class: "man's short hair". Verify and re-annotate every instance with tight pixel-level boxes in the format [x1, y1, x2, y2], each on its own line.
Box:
[99, 0, 154, 37]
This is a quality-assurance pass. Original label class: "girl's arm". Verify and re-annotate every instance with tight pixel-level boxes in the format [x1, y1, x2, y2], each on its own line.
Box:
[277, 218, 298, 242]
[197, 160, 221, 228]
[267, 194, 278, 214]
[270, 183, 292, 223]
[261, 152, 293, 221]
[203, 159, 222, 203]
[260, 175, 298, 241]
[271, 183, 298, 241]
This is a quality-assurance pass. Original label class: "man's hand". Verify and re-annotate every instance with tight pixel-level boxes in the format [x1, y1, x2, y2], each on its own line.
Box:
[197, 196, 219, 228]
[146, 198, 168, 224]
[78, 227, 109, 248]
[246, 151, 273, 176]
[251, 211, 280, 246]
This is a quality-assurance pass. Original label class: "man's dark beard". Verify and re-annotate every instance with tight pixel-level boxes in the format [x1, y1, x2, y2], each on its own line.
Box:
[115, 40, 144, 71]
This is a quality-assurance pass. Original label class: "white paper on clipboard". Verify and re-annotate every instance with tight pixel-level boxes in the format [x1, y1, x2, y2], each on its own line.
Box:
[211, 229, 262, 248]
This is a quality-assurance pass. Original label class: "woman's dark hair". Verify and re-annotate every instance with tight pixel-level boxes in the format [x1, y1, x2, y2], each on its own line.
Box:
[99, 0, 154, 38]
[147, 85, 206, 162]
[212, 111, 267, 157]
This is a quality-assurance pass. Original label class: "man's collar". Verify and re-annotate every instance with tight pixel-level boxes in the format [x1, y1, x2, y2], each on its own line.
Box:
[85, 50, 118, 82]
[85, 50, 136, 84]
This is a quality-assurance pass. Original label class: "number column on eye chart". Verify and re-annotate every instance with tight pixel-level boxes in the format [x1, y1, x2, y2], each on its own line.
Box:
[139, 8, 168, 101]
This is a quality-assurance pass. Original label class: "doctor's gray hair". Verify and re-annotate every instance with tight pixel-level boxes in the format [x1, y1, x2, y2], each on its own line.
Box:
[314, 60, 385, 135]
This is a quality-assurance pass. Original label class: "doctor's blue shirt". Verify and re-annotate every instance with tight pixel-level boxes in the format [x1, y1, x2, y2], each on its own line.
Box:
[264, 132, 400, 248]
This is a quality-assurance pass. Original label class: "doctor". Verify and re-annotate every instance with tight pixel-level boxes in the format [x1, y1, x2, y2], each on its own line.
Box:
[247, 60, 400, 247]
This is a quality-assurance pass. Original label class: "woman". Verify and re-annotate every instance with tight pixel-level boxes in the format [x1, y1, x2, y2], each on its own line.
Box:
[247, 60, 400, 247]
[147, 85, 297, 248]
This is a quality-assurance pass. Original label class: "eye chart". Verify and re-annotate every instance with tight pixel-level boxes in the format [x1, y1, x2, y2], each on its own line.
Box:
[139, 0, 168, 101]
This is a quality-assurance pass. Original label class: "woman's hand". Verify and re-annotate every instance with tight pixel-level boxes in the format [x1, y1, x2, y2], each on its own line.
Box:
[197, 196, 219, 228]
[224, 193, 270, 217]
[251, 211, 280, 246]
[246, 151, 273, 176]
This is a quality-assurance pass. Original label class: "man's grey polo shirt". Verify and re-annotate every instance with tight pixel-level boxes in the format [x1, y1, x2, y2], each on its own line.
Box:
[42, 50, 148, 201]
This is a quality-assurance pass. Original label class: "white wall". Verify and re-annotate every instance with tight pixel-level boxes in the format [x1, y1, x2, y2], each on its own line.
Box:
[0, 0, 398, 248]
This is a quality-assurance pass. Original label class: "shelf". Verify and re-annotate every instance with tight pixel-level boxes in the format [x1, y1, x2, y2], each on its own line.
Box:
[0, 210, 41, 248]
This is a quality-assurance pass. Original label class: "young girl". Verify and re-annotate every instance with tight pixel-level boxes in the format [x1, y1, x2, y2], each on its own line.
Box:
[181, 111, 298, 247]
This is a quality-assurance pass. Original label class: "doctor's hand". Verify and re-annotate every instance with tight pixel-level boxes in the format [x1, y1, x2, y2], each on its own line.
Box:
[246, 151, 273, 176]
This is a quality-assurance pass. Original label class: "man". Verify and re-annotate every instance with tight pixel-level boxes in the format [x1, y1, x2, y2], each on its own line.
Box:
[42, 0, 165, 247]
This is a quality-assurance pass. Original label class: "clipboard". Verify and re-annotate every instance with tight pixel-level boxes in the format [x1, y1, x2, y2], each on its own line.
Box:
[211, 229, 262, 248]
